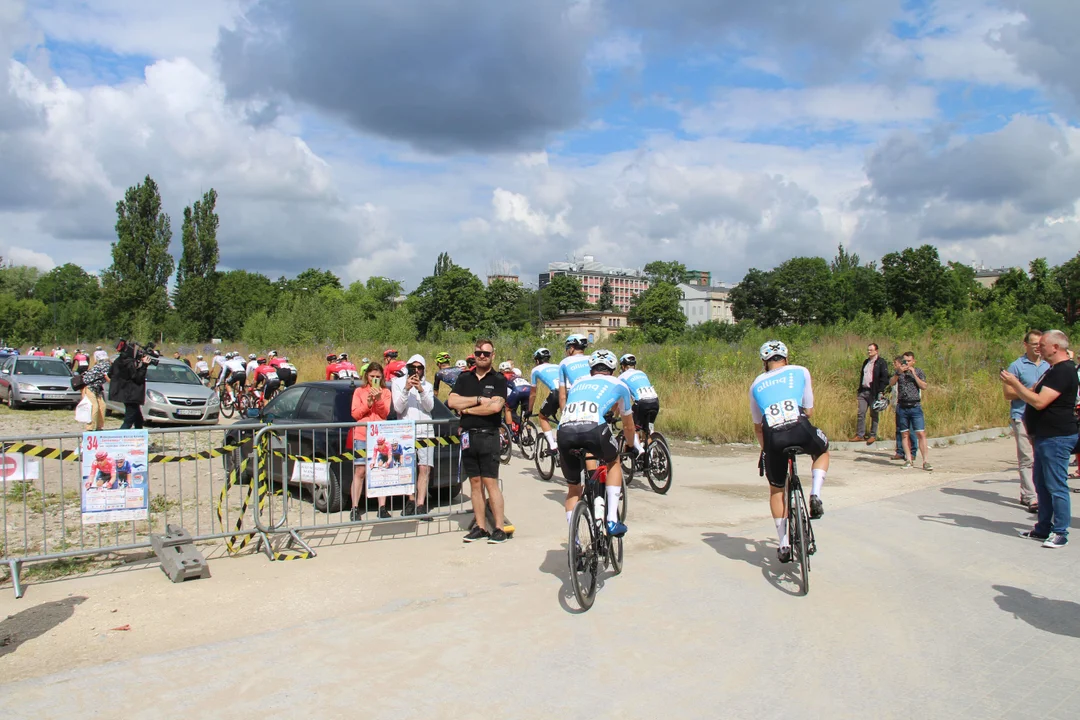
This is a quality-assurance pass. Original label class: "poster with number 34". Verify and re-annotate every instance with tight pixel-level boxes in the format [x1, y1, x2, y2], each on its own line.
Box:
[80, 429, 149, 525]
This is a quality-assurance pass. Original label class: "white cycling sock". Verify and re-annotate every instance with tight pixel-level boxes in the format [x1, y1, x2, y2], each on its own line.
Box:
[811, 469, 826, 497]
[606, 485, 621, 524]
[775, 517, 789, 547]
[566, 510, 573, 527]
[546, 430, 556, 446]
[633, 434, 644, 452]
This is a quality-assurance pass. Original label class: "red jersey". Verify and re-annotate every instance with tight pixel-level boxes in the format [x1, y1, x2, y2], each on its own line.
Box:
[253, 365, 279, 382]
[269, 357, 286, 368]
[384, 360, 406, 379]
[325, 362, 343, 381]
[31, 351, 45, 357]
[335, 361, 359, 378]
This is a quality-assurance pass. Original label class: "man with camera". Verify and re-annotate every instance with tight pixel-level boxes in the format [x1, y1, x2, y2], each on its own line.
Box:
[109, 339, 154, 430]
[890, 351, 931, 471]
[391, 354, 436, 519]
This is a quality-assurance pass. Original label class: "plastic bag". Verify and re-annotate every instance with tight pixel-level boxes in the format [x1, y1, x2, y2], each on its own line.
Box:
[75, 397, 92, 424]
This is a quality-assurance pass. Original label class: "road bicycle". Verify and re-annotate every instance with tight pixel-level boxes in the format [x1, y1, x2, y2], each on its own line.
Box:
[500, 414, 539, 461]
[613, 417, 674, 494]
[783, 448, 816, 596]
[534, 424, 561, 481]
[566, 449, 628, 611]
[217, 382, 238, 419]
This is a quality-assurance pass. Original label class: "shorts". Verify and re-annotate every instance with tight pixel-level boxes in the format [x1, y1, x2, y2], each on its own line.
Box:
[762, 416, 829, 489]
[277, 368, 296, 386]
[263, 378, 281, 396]
[896, 405, 925, 434]
[539, 392, 560, 419]
[416, 445, 433, 468]
[633, 398, 660, 433]
[507, 388, 531, 415]
[461, 429, 501, 479]
[229, 372, 247, 387]
[558, 422, 620, 484]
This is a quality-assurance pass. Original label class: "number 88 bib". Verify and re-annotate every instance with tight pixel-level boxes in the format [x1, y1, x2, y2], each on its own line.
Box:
[765, 399, 799, 428]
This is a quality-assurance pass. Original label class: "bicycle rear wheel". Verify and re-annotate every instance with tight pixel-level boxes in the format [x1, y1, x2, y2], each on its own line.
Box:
[499, 424, 512, 465]
[645, 435, 673, 494]
[520, 420, 539, 461]
[568, 500, 598, 610]
[219, 390, 235, 418]
[790, 484, 810, 596]
[619, 435, 635, 486]
[535, 433, 556, 480]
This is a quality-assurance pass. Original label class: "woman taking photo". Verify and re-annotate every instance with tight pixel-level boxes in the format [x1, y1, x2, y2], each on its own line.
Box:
[350, 362, 392, 521]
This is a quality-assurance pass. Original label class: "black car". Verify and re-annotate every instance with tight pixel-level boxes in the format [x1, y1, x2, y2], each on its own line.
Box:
[223, 380, 462, 513]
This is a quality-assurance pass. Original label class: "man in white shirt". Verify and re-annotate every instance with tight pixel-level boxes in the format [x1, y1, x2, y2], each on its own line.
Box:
[391, 354, 436, 520]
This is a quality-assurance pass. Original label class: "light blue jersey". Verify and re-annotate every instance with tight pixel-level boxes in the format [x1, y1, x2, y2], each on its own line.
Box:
[559, 354, 591, 388]
[749, 365, 815, 428]
[561, 375, 633, 426]
[531, 363, 560, 392]
[618, 368, 658, 402]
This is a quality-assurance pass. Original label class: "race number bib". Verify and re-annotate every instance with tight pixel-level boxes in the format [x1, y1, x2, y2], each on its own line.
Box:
[265, 370, 279, 381]
[563, 400, 599, 424]
[764, 399, 799, 428]
[636, 386, 658, 400]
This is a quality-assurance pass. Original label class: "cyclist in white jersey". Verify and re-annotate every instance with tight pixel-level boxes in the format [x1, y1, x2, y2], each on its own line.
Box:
[558, 334, 591, 412]
[245, 354, 259, 385]
[528, 348, 562, 455]
[749, 340, 830, 564]
[212, 350, 228, 386]
[194, 355, 210, 382]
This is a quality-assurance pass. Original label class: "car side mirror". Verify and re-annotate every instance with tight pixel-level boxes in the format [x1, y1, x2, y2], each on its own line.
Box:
[245, 408, 262, 419]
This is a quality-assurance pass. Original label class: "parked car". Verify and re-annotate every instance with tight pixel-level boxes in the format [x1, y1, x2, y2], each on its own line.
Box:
[223, 380, 462, 513]
[0, 356, 81, 408]
[104, 357, 220, 425]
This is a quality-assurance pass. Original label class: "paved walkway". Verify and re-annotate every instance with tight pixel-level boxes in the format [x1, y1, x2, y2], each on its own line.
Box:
[2, 443, 1078, 719]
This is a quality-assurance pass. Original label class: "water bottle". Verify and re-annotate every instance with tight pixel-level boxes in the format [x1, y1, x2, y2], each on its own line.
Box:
[594, 495, 605, 529]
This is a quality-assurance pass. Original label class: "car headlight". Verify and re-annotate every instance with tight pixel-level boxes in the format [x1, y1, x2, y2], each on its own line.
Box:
[147, 390, 166, 404]
[208, 392, 220, 406]
[17, 383, 36, 392]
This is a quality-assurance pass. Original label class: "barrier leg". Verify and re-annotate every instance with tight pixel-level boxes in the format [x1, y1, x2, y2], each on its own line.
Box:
[257, 531, 273, 561]
[286, 530, 316, 558]
[9, 559, 23, 599]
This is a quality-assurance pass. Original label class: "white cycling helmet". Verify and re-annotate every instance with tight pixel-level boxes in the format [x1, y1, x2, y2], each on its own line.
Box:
[513, 367, 522, 377]
[588, 349, 617, 371]
[248, 353, 257, 360]
[196, 355, 203, 360]
[759, 340, 789, 362]
[455, 360, 467, 369]
[566, 334, 589, 350]
[498, 361, 512, 372]
[619, 354, 636, 367]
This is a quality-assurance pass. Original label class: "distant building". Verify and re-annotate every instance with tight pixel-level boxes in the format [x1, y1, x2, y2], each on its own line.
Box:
[685, 270, 712, 286]
[539, 256, 649, 313]
[678, 283, 735, 326]
[972, 265, 1015, 288]
[487, 274, 521, 286]
[542, 310, 633, 343]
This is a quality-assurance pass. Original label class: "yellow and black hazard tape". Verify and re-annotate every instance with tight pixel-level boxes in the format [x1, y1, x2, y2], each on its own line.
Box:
[0, 442, 81, 462]
[0, 437, 254, 465]
[275, 434, 461, 465]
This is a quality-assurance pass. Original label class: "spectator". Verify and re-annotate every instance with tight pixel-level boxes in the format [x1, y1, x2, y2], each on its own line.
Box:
[1003, 330, 1079, 548]
[391, 354, 435, 520]
[93, 345, 109, 365]
[349, 362, 392, 521]
[383, 349, 406, 381]
[1003, 330, 1048, 512]
[108, 339, 151, 430]
[80, 357, 110, 431]
[890, 351, 931, 470]
[449, 338, 510, 544]
[888, 356, 915, 462]
[173, 351, 191, 368]
[853, 342, 888, 444]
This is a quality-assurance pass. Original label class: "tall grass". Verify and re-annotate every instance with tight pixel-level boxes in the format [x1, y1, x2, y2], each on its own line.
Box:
[173, 328, 1015, 443]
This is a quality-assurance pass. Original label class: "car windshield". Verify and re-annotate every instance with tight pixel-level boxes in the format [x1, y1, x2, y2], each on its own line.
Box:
[14, 359, 71, 377]
[146, 363, 202, 385]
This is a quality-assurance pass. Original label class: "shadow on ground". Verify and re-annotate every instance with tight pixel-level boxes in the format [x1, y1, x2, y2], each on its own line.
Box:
[0, 596, 86, 658]
[918, 512, 1028, 537]
[992, 585, 1080, 638]
[538, 548, 590, 615]
[940, 487, 1023, 511]
[701, 532, 800, 597]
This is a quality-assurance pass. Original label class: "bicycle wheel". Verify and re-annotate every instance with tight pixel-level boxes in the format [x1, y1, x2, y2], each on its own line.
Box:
[609, 531, 624, 576]
[519, 420, 539, 461]
[568, 500, 598, 610]
[645, 434, 673, 494]
[219, 389, 235, 419]
[499, 424, 512, 465]
[619, 436, 635, 486]
[617, 479, 628, 522]
[535, 433, 556, 480]
[790, 485, 810, 596]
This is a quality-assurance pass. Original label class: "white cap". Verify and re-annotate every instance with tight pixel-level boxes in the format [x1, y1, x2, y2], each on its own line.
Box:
[406, 353, 426, 367]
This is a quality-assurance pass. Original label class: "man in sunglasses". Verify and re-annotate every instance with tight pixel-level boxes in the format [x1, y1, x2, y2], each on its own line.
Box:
[449, 339, 510, 544]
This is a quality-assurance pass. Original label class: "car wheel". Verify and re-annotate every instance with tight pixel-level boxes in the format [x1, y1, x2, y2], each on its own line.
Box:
[311, 465, 345, 514]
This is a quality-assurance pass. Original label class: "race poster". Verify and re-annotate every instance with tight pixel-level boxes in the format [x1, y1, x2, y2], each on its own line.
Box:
[365, 420, 416, 498]
[80, 429, 149, 525]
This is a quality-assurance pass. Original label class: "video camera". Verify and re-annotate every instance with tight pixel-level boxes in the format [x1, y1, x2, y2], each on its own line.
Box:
[116, 338, 161, 367]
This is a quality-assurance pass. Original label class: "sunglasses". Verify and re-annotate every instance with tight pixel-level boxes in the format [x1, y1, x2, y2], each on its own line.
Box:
[474, 350, 493, 358]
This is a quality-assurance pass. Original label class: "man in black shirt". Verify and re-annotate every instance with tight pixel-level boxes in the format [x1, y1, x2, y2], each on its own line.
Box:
[1002, 329, 1080, 549]
[449, 339, 510, 544]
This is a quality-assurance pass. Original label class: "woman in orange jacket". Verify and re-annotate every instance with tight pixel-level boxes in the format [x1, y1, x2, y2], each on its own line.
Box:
[350, 362, 392, 521]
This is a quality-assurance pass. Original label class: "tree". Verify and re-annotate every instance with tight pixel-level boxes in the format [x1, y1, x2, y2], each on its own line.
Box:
[597, 279, 615, 311]
[0, 264, 42, 299]
[541, 274, 587, 317]
[770, 257, 837, 325]
[880, 245, 951, 317]
[33, 264, 104, 342]
[289, 268, 342, 294]
[407, 263, 486, 338]
[214, 270, 276, 340]
[364, 277, 402, 309]
[434, 252, 453, 277]
[628, 282, 686, 343]
[833, 264, 887, 320]
[101, 175, 174, 337]
[485, 278, 527, 332]
[730, 269, 784, 327]
[1053, 253, 1080, 324]
[643, 260, 689, 286]
[174, 189, 220, 340]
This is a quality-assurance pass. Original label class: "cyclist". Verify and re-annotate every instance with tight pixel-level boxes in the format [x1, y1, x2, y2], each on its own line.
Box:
[558, 334, 591, 411]
[87, 450, 115, 490]
[114, 452, 132, 488]
[528, 348, 562, 454]
[212, 350, 228, 386]
[557, 350, 637, 538]
[222, 352, 247, 394]
[334, 352, 360, 379]
[465, 355, 477, 370]
[749, 340, 830, 564]
[277, 356, 298, 387]
[245, 353, 259, 384]
[433, 352, 462, 395]
[194, 355, 210, 383]
[617, 354, 654, 456]
[251, 357, 281, 404]
[383, 349, 406, 380]
[324, 353, 342, 381]
[500, 362, 532, 431]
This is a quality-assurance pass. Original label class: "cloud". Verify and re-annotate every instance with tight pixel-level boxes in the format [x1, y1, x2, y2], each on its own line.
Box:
[215, 0, 598, 153]
[996, 0, 1080, 107]
[492, 188, 571, 237]
[2, 243, 54, 271]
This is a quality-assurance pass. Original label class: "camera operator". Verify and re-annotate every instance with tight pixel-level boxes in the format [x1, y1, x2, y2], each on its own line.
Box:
[109, 339, 153, 430]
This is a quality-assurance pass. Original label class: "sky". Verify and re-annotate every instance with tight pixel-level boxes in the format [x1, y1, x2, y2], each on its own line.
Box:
[1, 0, 1079, 290]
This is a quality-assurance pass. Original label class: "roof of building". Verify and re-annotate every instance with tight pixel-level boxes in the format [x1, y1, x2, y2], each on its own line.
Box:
[548, 261, 645, 278]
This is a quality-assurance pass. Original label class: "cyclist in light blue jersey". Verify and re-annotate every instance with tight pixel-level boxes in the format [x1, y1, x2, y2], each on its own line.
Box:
[557, 350, 637, 538]
[558, 333, 591, 412]
[618, 354, 656, 455]
[749, 340, 830, 564]
[529, 348, 562, 455]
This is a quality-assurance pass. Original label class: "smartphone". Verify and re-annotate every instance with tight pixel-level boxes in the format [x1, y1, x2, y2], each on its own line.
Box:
[372, 377, 381, 388]
[408, 365, 418, 377]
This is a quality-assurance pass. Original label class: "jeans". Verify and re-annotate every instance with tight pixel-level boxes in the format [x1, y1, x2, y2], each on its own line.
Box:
[120, 403, 144, 430]
[1032, 434, 1078, 537]
[1010, 418, 1037, 504]
[857, 390, 879, 438]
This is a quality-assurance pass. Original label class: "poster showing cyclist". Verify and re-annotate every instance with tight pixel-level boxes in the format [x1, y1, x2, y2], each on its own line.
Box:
[80, 429, 149, 524]
[365, 420, 415, 498]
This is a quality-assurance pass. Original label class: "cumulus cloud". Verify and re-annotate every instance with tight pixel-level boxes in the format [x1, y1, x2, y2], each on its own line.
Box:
[996, 0, 1080, 107]
[215, 0, 598, 153]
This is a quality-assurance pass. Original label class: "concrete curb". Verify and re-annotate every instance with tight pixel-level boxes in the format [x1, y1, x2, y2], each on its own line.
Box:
[829, 426, 1010, 452]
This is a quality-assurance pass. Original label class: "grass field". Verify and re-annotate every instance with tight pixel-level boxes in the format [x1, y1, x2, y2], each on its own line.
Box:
[171, 331, 1015, 444]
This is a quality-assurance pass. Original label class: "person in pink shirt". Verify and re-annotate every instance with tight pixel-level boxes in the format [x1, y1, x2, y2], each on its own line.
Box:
[349, 362, 392, 521]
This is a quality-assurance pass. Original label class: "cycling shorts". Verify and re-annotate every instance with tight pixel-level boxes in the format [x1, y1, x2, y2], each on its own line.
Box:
[557, 422, 619, 484]
[228, 371, 247, 387]
[633, 398, 660, 433]
[761, 416, 829, 489]
[262, 378, 281, 395]
[277, 367, 296, 386]
[506, 387, 531, 414]
[539, 392, 560, 420]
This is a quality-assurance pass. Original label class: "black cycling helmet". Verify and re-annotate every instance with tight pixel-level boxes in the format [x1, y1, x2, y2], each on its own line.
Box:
[534, 348, 551, 363]
[326, 353, 338, 363]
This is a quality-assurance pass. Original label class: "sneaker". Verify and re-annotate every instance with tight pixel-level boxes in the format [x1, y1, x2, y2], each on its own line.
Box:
[349, 507, 363, 522]
[1042, 533, 1068, 549]
[890, 453, 905, 461]
[606, 520, 628, 537]
[922, 462, 934, 472]
[865, 435, 876, 445]
[809, 495, 824, 519]
[901, 462, 913, 469]
[1019, 528, 1050, 541]
[377, 506, 391, 519]
[402, 500, 416, 517]
[415, 503, 432, 522]
[777, 545, 792, 563]
[849, 435, 863, 442]
[488, 528, 509, 544]
[463, 527, 489, 543]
